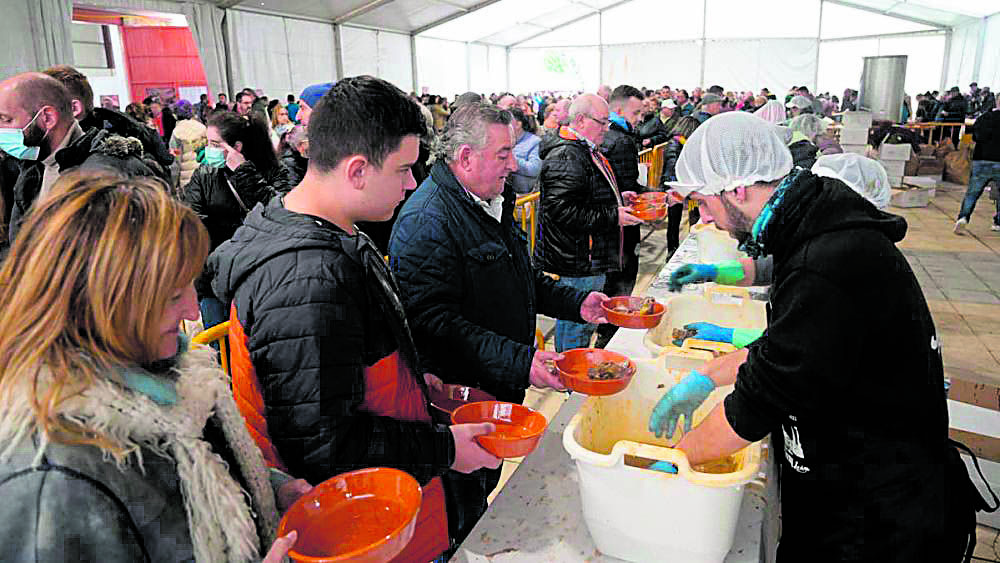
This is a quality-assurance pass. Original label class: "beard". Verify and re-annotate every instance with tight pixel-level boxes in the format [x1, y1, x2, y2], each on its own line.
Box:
[718, 191, 755, 247]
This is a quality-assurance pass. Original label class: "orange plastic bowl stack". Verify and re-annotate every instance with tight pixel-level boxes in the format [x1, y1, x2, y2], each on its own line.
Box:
[451, 401, 547, 458]
[554, 348, 636, 396]
[278, 467, 422, 563]
[427, 384, 496, 425]
[601, 296, 665, 329]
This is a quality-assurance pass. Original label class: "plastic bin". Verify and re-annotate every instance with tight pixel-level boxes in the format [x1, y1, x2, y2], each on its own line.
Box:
[842, 111, 873, 130]
[563, 349, 763, 563]
[839, 127, 869, 146]
[644, 286, 768, 356]
[691, 223, 746, 264]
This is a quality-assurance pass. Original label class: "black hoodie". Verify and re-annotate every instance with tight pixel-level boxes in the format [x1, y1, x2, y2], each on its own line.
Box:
[723, 172, 963, 560]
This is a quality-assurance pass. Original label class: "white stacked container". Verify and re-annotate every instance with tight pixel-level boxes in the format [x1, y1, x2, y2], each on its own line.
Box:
[839, 111, 872, 157]
[879, 143, 911, 188]
[563, 350, 763, 563]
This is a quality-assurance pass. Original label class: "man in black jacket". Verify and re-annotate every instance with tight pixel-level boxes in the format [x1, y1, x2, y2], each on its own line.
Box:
[955, 94, 1000, 234]
[389, 102, 610, 543]
[208, 77, 500, 558]
[43, 65, 174, 178]
[536, 93, 643, 351]
[595, 84, 645, 348]
[651, 112, 979, 561]
[0, 72, 159, 249]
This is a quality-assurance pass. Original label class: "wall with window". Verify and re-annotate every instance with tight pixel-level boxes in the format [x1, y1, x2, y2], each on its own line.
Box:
[72, 21, 131, 109]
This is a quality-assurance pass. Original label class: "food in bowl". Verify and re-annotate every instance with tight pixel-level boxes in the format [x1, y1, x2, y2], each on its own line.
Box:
[587, 360, 632, 381]
[612, 296, 657, 315]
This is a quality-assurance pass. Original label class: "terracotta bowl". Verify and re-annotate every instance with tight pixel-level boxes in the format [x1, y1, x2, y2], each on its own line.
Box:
[601, 296, 665, 329]
[637, 191, 668, 204]
[451, 401, 547, 458]
[428, 384, 496, 425]
[278, 467, 422, 563]
[631, 202, 667, 221]
[554, 348, 635, 396]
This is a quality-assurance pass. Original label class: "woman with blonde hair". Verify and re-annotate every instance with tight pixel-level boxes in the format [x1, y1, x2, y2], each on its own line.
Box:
[0, 172, 307, 561]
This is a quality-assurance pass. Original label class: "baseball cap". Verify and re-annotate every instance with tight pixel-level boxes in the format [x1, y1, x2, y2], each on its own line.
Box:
[661, 99, 677, 109]
[785, 95, 812, 109]
[701, 93, 724, 105]
[299, 82, 335, 108]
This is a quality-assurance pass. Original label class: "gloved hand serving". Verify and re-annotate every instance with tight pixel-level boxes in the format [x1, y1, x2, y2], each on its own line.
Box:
[673, 322, 763, 348]
[648, 370, 716, 438]
[668, 260, 745, 292]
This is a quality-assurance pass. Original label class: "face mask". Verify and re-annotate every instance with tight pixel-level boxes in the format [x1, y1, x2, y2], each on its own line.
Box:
[0, 109, 45, 160]
[204, 146, 226, 168]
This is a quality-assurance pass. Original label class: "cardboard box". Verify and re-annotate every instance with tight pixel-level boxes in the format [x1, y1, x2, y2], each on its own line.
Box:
[842, 111, 873, 130]
[881, 159, 907, 178]
[839, 127, 869, 146]
[919, 144, 936, 157]
[890, 187, 930, 207]
[902, 176, 937, 198]
[842, 144, 867, 155]
[949, 398, 1000, 528]
[880, 143, 912, 161]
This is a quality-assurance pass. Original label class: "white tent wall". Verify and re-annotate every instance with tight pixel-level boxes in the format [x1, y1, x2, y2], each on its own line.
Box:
[415, 37, 469, 95]
[947, 20, 984, 89]
[978, 14, 1000, 92]
[341, 26, 414, 93]
[817, 33, 945, 98]
[703, 38, 818, 94]
[508, 47, 599, 93]
[1, 0, 73, 78]
[602, 41, 702, 91]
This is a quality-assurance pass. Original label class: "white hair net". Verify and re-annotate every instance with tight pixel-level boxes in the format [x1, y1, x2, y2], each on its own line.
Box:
[811, 153, 891, 209]
[754, 100, 786, 124]
[668, 111, 794, 197]
[788, 114, 825, 142]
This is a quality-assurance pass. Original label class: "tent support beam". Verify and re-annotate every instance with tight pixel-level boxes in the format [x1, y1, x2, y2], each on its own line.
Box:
[507, 0, 635, 49]
[818, 28, 945, 42]
[940, 28, 952, 92]
[412, 0, 506, 35]
[410, 34, 419, 93]
[333, 23, 345, 80]
[814, 0, 823, 93]
[334, 0, 397, 24]
[820, 0, 947, 30]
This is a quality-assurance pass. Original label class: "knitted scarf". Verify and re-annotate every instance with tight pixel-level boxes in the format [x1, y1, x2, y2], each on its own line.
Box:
[0, 344, 277, 562]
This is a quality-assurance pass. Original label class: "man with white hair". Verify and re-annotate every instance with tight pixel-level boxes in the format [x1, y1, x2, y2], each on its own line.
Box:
[649, 111, 979, 560]
[389, 102, 610, 543]
[536, 93, 642, 351]
[597, 84, 611, 102]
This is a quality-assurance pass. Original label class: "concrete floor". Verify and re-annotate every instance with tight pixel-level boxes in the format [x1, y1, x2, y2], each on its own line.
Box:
[502, 180, 1000, 559]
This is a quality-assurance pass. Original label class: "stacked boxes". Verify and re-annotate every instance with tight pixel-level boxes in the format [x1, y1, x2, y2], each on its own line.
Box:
[839, 111, 872, 156]
[879, 142, 911, 188]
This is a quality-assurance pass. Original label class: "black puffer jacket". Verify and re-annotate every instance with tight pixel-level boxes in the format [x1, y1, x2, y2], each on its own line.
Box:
[725, 172, 976, 560]
[535, 128, 622, 277]
[6, 128, 160, 249]
[80, 107, 174, 171]
[389, 162, 587, 404]
[278, 147, 307, 187]
[600, 120, 643, 194]
[638, 114, 677, 148]
[208, 197, 455, 486]
[183, 162, 293, 297]
[659, 136, 684, 185]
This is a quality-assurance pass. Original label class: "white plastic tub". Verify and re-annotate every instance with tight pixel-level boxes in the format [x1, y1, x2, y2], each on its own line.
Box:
[691, 223, 746, 264]
[563, 349, 762, 563]
[644, 286, 768, 356]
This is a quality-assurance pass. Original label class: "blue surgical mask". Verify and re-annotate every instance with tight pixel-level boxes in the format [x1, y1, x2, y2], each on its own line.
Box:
[0, 109, 45, 160]
[204, 146, 226, 168]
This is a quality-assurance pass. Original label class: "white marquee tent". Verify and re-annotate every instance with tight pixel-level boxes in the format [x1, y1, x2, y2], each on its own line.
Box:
[4, 0, 1000, 103]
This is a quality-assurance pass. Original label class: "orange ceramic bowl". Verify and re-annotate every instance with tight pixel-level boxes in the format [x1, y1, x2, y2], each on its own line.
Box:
[554, 348, 635, 396]
[451, 401, 547, 458]
[428, 384, 496, 425]
[632, 202, 667, 221]
[278, 467, 422, 563]
[601, 296, 665, 329]
[637, 191, 668, 204]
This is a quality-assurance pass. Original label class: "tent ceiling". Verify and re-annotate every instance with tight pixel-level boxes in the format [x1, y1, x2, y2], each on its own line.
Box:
[220, 0, 1000, 43]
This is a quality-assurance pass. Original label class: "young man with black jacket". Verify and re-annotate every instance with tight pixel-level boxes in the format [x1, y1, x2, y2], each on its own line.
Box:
[208, 76, 501, 561]
[595, 84, 646, 348]
[955, 95, 1000, 234]
[650, 112, 981, 561]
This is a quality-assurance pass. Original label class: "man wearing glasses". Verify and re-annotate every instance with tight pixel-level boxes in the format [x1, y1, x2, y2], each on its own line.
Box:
[535, 93, 643, 351]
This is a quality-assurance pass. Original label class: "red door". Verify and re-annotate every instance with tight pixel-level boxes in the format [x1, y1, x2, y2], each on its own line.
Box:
[121, 26, 208, 103]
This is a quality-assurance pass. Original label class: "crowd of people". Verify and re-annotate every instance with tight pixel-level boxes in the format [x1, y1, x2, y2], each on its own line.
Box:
[0, 58, 994, 561]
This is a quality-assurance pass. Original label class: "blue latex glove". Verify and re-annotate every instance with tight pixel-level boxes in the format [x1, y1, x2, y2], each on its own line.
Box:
[668, 263, 717, 292]
[648, 461, 678, 474]
[648, 371, 716, 438]
[672, 322, 734, 346]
